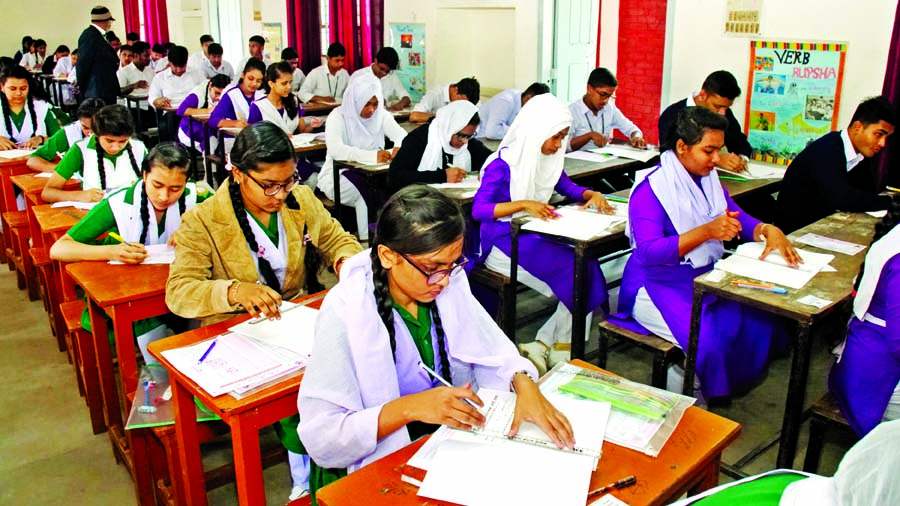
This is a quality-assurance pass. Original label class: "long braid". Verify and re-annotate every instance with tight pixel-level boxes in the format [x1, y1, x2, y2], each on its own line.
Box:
[370, 248, 398, 361]
[178, 189, 186, 216]
[202, 85, 210, 108]
[429, 303, 452, 383]
[229, 178, 282, 291]
[125, 144, 140, 178]
[96, 141, 107, 189]
[26, 95, 37, 137]
[285, 191, 324, 293]
[138, 182, 150, 244]
[1, 94, 15, 141]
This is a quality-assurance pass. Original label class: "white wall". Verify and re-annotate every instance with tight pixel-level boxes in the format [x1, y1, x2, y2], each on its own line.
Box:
[664, 0, 895, 129]
[597, 0, 619, 73]
[2, 1, 126, 59]
[384, 0, 541, 90]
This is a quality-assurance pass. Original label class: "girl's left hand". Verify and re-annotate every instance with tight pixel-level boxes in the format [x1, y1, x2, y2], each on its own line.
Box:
[167, 235, 177, 247]
[23, 136, 43, 149]
[582, 192, 615, 214]
[759, 224, 803, 267]
[0, 137, 16, 150]
[509, 375, 575, 449]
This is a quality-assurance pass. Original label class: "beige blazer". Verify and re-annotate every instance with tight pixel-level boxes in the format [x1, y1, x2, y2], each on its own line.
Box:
[166, 180, 363, 326]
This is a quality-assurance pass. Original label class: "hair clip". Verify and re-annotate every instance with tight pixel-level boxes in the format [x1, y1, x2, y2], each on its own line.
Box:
[257, 245, 266, 257]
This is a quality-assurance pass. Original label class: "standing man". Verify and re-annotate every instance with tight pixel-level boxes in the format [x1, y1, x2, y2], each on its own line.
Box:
[77, 5, 120, 106]
[351, 47, 411, 111]
[568, 67, 645, 151]
[658, 70, 751, 172]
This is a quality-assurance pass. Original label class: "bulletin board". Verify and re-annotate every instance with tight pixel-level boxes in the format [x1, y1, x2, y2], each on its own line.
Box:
[262, 22, 284, 59]
[388, 23, 427, 102]
[744, 40, 847, 165]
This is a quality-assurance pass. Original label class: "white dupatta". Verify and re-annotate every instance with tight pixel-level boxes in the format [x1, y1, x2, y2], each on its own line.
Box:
[109, 181, 198, 245]
[416, 101, 477, 172]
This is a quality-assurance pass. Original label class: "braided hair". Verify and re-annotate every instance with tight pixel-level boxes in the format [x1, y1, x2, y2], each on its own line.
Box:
[264, 61, 300, 120]
[370, 186, 466, 382]
[138, 142, 192, 244]
[91, 105, 138, 190]
[202, 74, 232, 108]
[229, 121, 323, 293]
[0, 65, 39, 142]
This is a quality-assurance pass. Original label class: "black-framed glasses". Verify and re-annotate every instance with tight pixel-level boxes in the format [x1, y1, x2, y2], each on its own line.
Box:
[245, 171, 299, 196]
[399, 253, 468, 285]
[453, 131, 474, 142]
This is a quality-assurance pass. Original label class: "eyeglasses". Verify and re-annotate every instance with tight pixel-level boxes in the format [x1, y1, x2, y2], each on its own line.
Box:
[244, 171, 299, 196]
[453, 131, 474, 142]
[596, 91, 616, 100]
[399, 253, 468, 285]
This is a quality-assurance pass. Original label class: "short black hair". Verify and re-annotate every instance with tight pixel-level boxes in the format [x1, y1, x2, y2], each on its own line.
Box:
[120, 44, 133, 54]
[249, 35, 266, 46]
[22, 36, 33, 45]
[523, 82, 550, 98]
[850, 96, 896, 128]
[33, 39, 46, 49]
[200, 34, 214, 44]
[132, 41, 150, 54]
[701, 70, 741, 100]
[152, 43, 167, 54]
[126, 32, 140, 42]
[164, 42, 177, 51]
[105, 31, 118, 42]
[327, 42, 346, 58]
[167, 46, 189, 67]
[453, 77, 480, 105]
[206, 43, 223, 56]
[375, 47, 399, 70]
[71, 49, 79, 56]
[77, 98, 106, 119]
[281, 47, 299, 60]
[54, 45, 70, 55]
[588, 68, 617, 88]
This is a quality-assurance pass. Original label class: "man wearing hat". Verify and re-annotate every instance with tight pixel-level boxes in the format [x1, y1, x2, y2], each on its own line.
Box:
[77, 6, 121, 105]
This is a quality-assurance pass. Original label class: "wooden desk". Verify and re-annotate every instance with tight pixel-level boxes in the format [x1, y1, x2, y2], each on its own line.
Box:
[0, 155, 32, 264]
[331, 159, 390, 226]
[301, 101, 338, 116]
[65, 261, 170, 505]
[314, 360, 741, 506]
[34, 204, 87, 343]
[685, 212, 877, 470]
[183, 111, 212, 183]
[148, 291, 328, 506]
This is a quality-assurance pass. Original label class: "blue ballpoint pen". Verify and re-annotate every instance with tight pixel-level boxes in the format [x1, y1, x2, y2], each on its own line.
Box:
[197, 339, 217, 364]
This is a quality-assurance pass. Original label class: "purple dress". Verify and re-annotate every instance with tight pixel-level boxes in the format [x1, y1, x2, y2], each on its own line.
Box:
[175, 93, 208, 148]
[829, 254, 900, 436]
[611, 174, 786, 398]
[472, 153, 608, 313]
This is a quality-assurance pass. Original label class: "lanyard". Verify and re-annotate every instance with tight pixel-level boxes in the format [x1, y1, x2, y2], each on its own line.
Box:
[585, 110, 606, 135]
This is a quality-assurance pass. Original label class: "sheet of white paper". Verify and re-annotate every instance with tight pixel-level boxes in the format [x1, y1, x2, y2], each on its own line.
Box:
[589, 145, 659, 163]
[795, 233, 866, 256]
[417, 439, 594, 506]
[714, 254, 816, 289]
[566, 150, 618, 163]
[228, 302, 319, 361]
[593, 495, 630, 506]
[0, 149, 35, 159]
[429, 176, 481, 190]
[34, 172, 53, 178]
[796, 294, 832, 309]
[704, 269, 726, 283]
[108, 244, 175, 265]
[734, 242, 834, 273]
[718, 162, 786, 180]
[522, 207, 625, 241]
[406, 425, 455, 471]
[50, 201, 97, 210]
[291, 133, 319, 147]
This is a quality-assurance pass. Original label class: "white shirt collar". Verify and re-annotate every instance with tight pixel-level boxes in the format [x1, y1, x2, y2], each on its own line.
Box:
[92, 23, 106, 36]
[687, 92, 698, 107]
[840, 129, 864, 172]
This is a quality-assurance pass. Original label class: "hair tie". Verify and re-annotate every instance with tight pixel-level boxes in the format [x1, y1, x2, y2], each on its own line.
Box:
[257, 245, 266, 257]
[303, 233, 312, 245]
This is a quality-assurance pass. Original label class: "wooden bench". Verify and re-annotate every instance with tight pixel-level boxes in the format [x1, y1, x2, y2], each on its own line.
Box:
[596, 319, 684, 389]
[61, 299, 106, 435]
[314, 188, 335, 211]
[803, 391, 858, 473]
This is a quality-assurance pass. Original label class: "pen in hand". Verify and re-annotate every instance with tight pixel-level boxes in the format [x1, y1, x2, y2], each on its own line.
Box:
[418, 361, 480, 410]
[108, 231, 141, 248]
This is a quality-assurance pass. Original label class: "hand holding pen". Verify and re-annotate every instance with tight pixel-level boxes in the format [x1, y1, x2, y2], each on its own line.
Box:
[107, 231, 147, 264]
[416, 361, 485, 430]
[520, 200, 560, 220]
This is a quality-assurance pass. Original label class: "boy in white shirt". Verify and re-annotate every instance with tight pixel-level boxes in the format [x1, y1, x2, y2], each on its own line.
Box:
[281, 47, 305, 95]
[188, 34, 214, 72]
[409, 77, 480, 123]
[148, 46, 202, 140]
[299, 42, 350, 104]
[350, 46, 410, 112]
[568, 67, 645, 151]
[196, 43, 233, 79]
[234, 35, 273, 81]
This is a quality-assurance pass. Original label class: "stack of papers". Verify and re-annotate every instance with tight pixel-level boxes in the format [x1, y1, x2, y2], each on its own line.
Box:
[428, 176, 481, 190]
[291, 133, 325, 147]
[51, 201, 97, 210]
[34, 172, 53, 178]
[718, 161, 787, 180]
[714, 242, 836, 289]
[589, 145, 659, 163]
[565, 150, 618, 163]
[796, 233, 866, 256]
[0, 149, 35, 159]
[227, 302, 319, 361]
[522, 206, 626, 240]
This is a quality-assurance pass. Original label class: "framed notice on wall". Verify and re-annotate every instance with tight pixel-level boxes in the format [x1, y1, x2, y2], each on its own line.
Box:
[262, 23, 284, 59]
[745, 40, 847, 165]
[388, 23, 426, 102]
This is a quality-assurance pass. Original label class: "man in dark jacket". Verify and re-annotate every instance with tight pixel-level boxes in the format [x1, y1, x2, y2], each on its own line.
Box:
[775, 97, 895, 233]
[77, 5, 120, 105]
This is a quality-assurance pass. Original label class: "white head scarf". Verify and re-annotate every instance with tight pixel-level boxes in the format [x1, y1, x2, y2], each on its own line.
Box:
[339, 72, 385, 150]
[485, 93, 571, 203]
[852, 223, 900, 324]
[416, 100, 478, 172]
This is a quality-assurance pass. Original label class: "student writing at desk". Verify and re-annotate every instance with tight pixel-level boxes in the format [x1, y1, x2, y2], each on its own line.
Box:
[568, 67, 646, 151]
[148, 45, 203, 141]
[165, 123, 362, 502]
[829, 202, 900, 436]
[298, 43, 349, 105]
[298, 186, 572, 503]
[176, 73, 232, 152]
[209, 58, 266, 131]
[0, 65, 59, 150]
[42, 105, 147, 204]
[387, 101, 492, 191]
[474, 94, 613, 374]
[318, 73, 407, 242]
[49, 143, 211, 364]
[351, 47, 411, 112]
[613, 107, 796, 401]
[27, 98, 104, 173]
[409, 77, 480, 123]
[774, 96, 895, 234]
[476, 82, 549, 140]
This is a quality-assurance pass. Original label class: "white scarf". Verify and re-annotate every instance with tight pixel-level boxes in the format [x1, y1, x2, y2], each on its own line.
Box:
[641, 150, 727, 268]
[302, 250, 536, 470]
[338, 73, 385, 150]
[225, 84, 264, 122]
[852, 223, 900, 325]
[77, 139, 146, 191]
[416, 101, 477, 173]
[245, 211, 288, 287]
[481, 93, 572, 203]
[0, 99, 50, 142]
[253, 96, 299, 135]
[63, 123, 87, 154]
[109, 181, 198, 245]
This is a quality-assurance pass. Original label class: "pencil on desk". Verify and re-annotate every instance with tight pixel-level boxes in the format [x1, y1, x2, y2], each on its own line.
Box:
[718, 175, 748, 182]
[604, 195, 629, 204]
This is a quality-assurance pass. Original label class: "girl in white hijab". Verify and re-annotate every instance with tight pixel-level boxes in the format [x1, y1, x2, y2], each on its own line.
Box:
[318, 72, 406, 241]
[472, 93, 613, 374]
[386, 100, 493, 191]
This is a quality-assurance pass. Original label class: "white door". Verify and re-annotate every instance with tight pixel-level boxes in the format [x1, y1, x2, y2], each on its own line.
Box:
[552, 0, 600, 103]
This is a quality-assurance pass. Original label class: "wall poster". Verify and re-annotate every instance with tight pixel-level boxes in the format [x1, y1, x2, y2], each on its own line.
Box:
[388, 22, 426, 102]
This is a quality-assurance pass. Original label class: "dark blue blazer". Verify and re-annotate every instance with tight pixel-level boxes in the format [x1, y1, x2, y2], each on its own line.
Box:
[76, 25, 120, 100]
